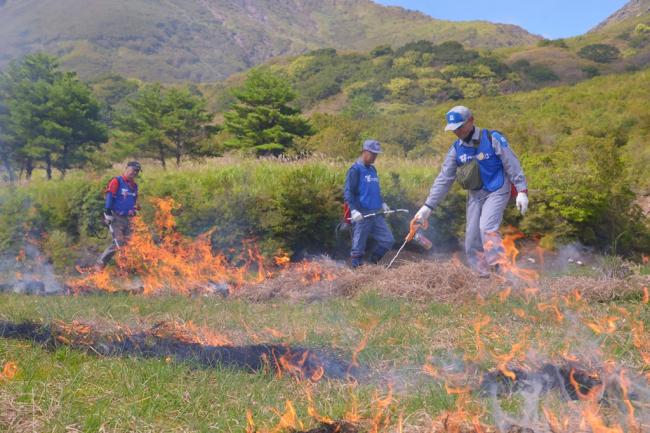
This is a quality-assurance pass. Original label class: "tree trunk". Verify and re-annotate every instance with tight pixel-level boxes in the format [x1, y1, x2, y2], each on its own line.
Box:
[175, 140, 182, 167]
[45, 154, 52, 180]
[158, 143, 166, 170]
[1, 153, 14, 182]
[60, 143, 69, 179]
[25, 158, 33, 180]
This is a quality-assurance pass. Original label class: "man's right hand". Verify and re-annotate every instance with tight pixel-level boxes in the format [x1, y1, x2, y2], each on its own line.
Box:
[413, 205, 432, 224]
[103, 213, 114, 225]
[351, 210, 363, 223]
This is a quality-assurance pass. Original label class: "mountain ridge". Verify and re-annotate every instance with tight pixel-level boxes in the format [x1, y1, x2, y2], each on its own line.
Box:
[0, 0, 540, 82]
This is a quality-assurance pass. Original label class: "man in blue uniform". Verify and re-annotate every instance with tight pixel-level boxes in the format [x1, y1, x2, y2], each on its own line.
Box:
[344, 140, 395, 268]
[96, 161, 141, 269]
[413, 106, 529, 277]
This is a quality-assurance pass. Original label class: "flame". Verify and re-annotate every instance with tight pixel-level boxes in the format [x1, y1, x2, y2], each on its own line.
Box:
[585, 315, 620, 335]
[271, 400, 303, 433]
[493, 227, 540, 283]
[369, 386, 393, 433]
[246, 409, 256, 433]
[305, 386, 335, 425]
[274, 347, 327, 382]
[344, 392, 361, 424]
[513, 308, 527, 319]
[151, 320, 232, 346]
[70, 197, 338, 296]
[273, 252, 291, 268]
[350, 320, 377, 369]
[471, 316, 491, 359]
[423, 363, 439, 378]
[543, 406, 567, 433]
[569, 368, 603, 401]
[619, 370, 639, 432]
[537, 301, 564, 323]
[583, 403, 624, 433]
[643, 287, 649, 304]
[491, 342, 525, 381]
[0, 361, 18, 380]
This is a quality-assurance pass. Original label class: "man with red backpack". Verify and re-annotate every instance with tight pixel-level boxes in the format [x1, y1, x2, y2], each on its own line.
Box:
[95, 161, 141, 269]
[344, 140, 395, 268]
[412, 106, 529, 278]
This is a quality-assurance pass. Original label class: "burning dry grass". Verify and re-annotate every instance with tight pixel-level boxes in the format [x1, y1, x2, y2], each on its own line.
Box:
[238, 259, 649, 305]
[64, 196, 649, 308]
[0, 318, 356, 382]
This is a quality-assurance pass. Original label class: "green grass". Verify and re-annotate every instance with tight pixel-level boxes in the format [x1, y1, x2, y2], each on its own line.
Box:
[1, 291, 648, 432]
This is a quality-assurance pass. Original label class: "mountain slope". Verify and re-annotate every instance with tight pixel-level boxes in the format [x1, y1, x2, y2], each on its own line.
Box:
[0, 0, 540, 82]
[592, 0, 650, 31]
[492, 0, 650, 84]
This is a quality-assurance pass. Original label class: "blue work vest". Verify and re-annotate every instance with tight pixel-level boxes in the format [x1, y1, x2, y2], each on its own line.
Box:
[453, 129, 504, 192]
[353, 162, 382, 211]
[112, 176, 138, 215]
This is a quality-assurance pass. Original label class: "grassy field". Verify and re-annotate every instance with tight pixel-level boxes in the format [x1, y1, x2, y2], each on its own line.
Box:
[1, 279, 649, 432]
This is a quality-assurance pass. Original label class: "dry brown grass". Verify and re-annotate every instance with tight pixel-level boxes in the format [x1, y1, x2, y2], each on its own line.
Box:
[0, 388, 50, 433]
[236, 258, 650, 305]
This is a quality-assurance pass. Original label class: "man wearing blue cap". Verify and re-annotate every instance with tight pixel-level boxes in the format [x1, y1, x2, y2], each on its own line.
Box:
[344, 140, 395, 268]
[412, 106, 529, 277]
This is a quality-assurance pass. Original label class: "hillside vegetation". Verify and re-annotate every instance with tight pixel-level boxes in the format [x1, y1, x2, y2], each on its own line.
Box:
[0, 0, 539, 82]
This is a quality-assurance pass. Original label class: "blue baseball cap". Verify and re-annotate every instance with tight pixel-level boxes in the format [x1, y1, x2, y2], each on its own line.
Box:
[444, 106, 472, 131]
[362, 139, 382, 154]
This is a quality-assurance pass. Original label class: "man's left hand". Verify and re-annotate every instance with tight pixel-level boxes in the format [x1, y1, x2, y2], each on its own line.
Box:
[382, 203, 391, 213]
[516, 192, 529, 216]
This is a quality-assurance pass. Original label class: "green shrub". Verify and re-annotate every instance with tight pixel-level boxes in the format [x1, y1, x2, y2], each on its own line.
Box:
[582, 65, 600, 78]
[42, 229, 76, 272]
[525, 64, 559, 83]
[260, 164, 341, 255]
[0, 191, 30, 252]
[537, 39, 568, 48]
[578, 44, 621, 63]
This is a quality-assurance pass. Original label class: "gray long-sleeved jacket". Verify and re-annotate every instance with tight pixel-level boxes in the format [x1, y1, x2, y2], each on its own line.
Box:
[424, 127, 527, 209]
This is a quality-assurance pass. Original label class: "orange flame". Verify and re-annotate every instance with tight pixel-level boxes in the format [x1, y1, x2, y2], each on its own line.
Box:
[369, 386, 393, 433]
[494, 227, 540, 283]
[271, 400, 303, 433]
[0, 361, 18, 380]
[246, 409, 256, 433]
[70, 197, 337, 296]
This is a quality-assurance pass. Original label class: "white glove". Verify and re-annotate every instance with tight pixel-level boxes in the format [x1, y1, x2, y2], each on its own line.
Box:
[516, 192, 529, 216]
[414, 205, 432, 223]
[103, 212, 114, 225]
[382, 203, 391, 213]
[351, 210, 363, 223]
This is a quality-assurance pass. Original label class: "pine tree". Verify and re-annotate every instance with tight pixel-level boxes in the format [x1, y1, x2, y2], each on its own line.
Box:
[115, 83, 170, 168]
[224, 69, 313, 155]
[0, 53, 107, 179]
[162, 88, 214, 166]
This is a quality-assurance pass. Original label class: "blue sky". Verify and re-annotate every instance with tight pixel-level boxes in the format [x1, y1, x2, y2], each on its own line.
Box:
[374, 0, 629, 39]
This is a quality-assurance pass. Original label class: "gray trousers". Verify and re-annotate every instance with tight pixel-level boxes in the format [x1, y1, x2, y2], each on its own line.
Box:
[97, 215, 133, 266]
[464, 179, 511, 273]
